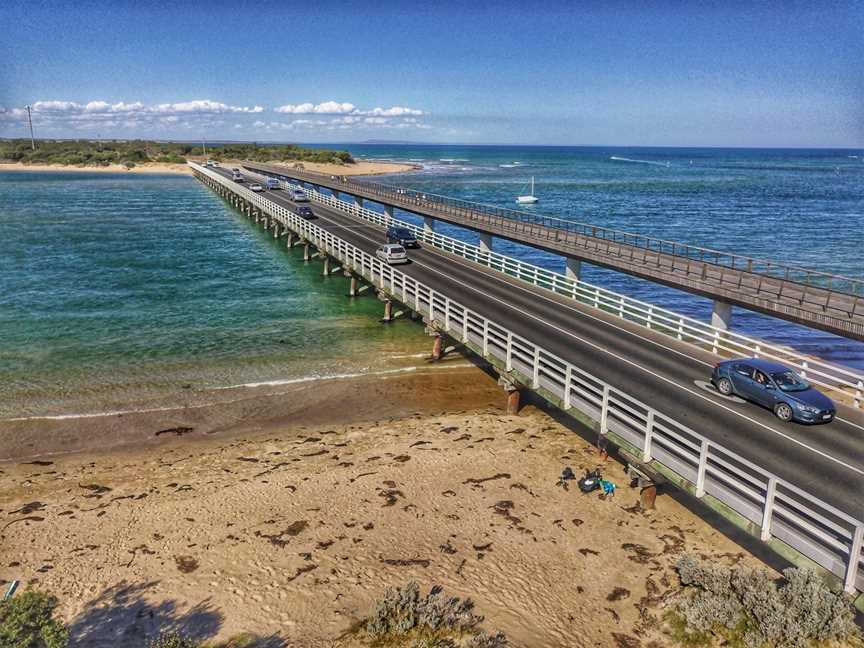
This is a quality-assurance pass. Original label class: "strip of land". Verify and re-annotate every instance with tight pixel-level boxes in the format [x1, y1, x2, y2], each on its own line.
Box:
[0, 364, 772, 648]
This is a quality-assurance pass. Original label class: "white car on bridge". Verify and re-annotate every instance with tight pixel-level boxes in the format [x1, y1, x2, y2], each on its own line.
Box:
[376, 244, 409, 265]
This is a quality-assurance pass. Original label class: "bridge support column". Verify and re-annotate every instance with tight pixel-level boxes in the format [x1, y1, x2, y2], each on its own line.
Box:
[384, 205, 394, 225]
[304, 242, 311, 262]
[498, 376, 522, 415]
[349, 276, 359, 297]
[286, 232, 295, 248]
[273, 223, 280, 238]
[423, 216, 435, 236]
[565, 257, 582, 282]
[382, 299, 393, 322]
[431, 334, 444, 362]
[711, 300, 732, 331]
[322, 256, 331, 276]
[479, 233, 493, 254]
[355, 196, 364, 209]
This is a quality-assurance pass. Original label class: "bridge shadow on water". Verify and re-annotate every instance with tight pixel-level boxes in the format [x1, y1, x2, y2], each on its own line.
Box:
[68, 580, 287, 648]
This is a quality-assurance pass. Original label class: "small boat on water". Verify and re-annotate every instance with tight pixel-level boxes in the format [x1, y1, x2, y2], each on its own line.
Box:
[516, 177, 539, 204]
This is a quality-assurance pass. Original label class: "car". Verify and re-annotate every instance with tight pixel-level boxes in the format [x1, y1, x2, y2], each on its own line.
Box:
[204, 160, 214, 167]
[386, 226, 420, 248]
[249, 183, 263, 192]
[290, 188, 309, 202]
[296, 206, 315, 220]
[232, 172, 244, 182]
[376, 244, 409, 265]
[265, 178, 280, 190]
[710, 358, 835, 424]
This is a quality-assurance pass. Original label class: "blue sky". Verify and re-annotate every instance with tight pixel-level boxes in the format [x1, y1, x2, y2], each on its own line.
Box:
[1, 0, 861, 146]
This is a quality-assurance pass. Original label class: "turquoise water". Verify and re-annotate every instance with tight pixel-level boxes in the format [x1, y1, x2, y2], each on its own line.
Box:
[1, 147, 862, 417]
[0, 171, 427, 418]
[344, 145, 864, 368]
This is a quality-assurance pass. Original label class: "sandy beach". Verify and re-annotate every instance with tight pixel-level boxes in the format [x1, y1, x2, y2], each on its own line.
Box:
[0, 162, 193, 175]
[0, 158, 415, 178]
[0, 362, 773, 648]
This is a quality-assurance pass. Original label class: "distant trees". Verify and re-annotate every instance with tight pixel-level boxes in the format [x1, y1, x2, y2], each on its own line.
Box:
[0, 140, 355, 168]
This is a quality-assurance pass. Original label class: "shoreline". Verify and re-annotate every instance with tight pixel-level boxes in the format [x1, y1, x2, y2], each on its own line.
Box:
[0, 158, 418, 177]
[0, 360, 499, 463]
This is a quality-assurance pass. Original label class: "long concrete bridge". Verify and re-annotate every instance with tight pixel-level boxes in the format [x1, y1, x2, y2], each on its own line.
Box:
[190, 162, 864, 597]
[244, 161, 864, 342]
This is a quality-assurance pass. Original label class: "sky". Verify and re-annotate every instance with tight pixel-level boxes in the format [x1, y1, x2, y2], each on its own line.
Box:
[1, 0, 862, 147]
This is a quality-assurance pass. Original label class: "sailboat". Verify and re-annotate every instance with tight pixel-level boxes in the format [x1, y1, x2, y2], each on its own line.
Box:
[516, 177, 539, 204]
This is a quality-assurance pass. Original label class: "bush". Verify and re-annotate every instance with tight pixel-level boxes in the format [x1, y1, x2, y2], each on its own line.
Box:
[0, 590, 69, 648]
[671, 554, 861, 648]
[363, 582, 505, 647]
[147, 631, 200, 648]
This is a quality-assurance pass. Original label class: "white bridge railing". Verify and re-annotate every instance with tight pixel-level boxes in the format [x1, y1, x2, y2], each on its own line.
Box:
[195, 162, 864, 593]
[246, 168, 864, 409]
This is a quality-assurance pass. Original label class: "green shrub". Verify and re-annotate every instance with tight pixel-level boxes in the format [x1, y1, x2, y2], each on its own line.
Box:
[672, 554, 861, 648]
[363, 582, 505, 647]
[147, 631, 200, 648]
[0, 590, 69, 648]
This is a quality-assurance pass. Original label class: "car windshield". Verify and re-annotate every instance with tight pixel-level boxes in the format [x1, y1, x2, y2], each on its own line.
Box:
[395, 229, 412, 237]
[390, 246, 406, 254]
[771, 371, 810, 392]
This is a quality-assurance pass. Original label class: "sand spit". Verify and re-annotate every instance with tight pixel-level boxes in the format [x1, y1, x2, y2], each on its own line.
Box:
[0, 401, 768, 647]
[0, 162, 193, 175]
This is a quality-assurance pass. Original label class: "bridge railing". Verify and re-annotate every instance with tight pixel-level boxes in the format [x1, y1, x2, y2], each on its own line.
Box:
[195, 162, 863, 593]
[245, 163, 864, 302]
[253, 174, 864, 408]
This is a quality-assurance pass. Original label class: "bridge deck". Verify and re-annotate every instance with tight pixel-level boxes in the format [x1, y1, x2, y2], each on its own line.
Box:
[215, 166, 864, 524]
[243, 162, 864, 342]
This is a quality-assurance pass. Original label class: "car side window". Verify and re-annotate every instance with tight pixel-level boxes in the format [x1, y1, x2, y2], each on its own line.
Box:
[753, 370, 769, 386]
[733, 364, 752, 377]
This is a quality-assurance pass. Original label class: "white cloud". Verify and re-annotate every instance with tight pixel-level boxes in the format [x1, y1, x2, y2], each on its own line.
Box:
[365, 106, 424, 117]
[275, 101, 356, 114]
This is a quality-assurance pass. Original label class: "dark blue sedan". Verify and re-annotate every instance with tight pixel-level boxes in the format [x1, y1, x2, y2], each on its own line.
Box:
[710, 358, 835, 424]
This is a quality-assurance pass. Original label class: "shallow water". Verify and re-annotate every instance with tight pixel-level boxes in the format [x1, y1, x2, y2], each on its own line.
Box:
[0, 171, 428, 418]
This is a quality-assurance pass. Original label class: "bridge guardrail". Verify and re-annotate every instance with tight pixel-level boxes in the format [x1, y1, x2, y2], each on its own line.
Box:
[244, 163, 864, 304]
[245, 170, 864, 409]
[195, 162, 863, 593]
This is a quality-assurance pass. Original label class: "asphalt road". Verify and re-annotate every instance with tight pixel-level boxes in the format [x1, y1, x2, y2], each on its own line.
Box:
[212, 167, 864, 521]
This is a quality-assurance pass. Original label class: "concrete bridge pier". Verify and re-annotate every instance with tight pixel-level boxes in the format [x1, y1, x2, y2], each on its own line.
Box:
[479, 233, 493, 254]
[286, 232, 295, 248]
[431, 333, 444, 361]
[498, 375, 522, 415]
[382, 299, 394, 322]
[348, 275, 359, 297]
[565, 257, 582, 281]
[303, 242, 311, 262]
[273, 223, 280, 238]
[322, 256, 331, 276]
[712, 300, 733, 330]
[423, 216, 435, 236]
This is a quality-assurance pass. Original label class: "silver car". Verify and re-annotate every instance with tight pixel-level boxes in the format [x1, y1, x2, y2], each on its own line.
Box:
[376, 244, 409, 265]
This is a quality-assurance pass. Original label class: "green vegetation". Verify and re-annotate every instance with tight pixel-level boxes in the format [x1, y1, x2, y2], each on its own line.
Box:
[0, 139, 354, 168]
[0, 590, 69, 648]
[355, 581, 507, 648]
[667, 554, 862, 648]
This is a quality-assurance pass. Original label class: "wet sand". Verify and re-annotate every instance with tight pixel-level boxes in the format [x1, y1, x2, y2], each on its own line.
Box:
[0, 365, 769, 648]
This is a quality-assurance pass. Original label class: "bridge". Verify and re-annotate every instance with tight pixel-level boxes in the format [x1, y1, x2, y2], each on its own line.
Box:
[244, 161, 864, 342]
[190, 161, 864, 596]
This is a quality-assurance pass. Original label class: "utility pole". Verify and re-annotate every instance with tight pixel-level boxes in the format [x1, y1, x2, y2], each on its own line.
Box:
[202, 137, 207, 158]
[25, 105, 35, 150]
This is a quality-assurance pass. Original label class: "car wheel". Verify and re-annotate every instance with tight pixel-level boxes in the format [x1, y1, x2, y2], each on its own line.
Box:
[716, 377, 734, 396]
[774, 402, 794, 423]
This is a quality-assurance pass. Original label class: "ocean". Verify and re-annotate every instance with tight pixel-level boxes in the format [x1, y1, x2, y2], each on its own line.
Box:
[1, 146, 862, 417]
